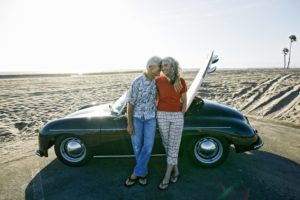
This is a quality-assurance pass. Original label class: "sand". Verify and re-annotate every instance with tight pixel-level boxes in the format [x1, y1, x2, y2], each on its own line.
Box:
[0, 68, 299, 143]
[0, 68, 300, 199]
[198, 68, 300, 126]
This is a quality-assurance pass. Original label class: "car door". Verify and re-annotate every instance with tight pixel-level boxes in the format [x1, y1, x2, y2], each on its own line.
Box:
[94, 114, 133, 156]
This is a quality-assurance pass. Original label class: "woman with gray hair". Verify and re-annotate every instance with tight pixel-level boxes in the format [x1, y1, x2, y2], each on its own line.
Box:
[156, 57, 187, 190]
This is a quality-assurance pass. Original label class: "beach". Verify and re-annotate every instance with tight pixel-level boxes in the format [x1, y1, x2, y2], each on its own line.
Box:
[1, 68, 299, 164]
[1, 68, 299, 143]
[0, 68, 300, 199]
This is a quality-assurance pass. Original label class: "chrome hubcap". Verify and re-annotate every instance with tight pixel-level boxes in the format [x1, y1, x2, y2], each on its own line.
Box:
[194, 137, 223, 164]
[60, 137, 86, 163]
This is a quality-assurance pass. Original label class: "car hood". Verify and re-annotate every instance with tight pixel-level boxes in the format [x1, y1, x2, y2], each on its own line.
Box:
[192, 98, 245, 121]
[202, 99, 245, 120]
[65, 103, 112, 118]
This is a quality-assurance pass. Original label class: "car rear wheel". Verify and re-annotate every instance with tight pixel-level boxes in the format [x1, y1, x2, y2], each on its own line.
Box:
[189, 136, 229, 168]
[55, 135, 92, 167]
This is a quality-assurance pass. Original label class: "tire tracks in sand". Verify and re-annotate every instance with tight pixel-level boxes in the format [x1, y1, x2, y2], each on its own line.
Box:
[227, 72, 299, 124]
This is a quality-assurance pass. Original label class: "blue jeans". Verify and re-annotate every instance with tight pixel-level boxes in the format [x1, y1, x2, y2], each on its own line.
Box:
[131, 117, 156, 177]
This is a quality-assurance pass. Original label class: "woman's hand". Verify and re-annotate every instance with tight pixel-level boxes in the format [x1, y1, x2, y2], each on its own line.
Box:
[174, 78, 182, 92]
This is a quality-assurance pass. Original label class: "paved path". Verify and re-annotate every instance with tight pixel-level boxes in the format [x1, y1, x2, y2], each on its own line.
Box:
[0, 118, 299, 200]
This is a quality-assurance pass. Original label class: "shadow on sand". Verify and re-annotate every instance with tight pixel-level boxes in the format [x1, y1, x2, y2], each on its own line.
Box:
[26, 148, 300, 200]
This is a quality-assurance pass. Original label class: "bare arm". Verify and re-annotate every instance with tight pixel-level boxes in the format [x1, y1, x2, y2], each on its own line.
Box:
[181, 92, 187, 114]
[155, 90, 159, 106]
[127, 103, 134, 135]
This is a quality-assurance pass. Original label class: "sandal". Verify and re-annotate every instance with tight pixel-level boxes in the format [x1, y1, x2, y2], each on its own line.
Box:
[124, 176, 138, 187]
[158, 181, 169, 190]
[170, 174, 180, 183]
[138, 176, 148, 186]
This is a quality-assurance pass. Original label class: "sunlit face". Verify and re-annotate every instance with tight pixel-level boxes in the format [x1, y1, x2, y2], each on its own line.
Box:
[161, 60, 172, 76]
[149, 64, 161, 76]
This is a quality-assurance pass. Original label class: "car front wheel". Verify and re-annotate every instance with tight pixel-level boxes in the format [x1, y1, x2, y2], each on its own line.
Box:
[190, 136, 229, 168]
[54, 135, 92, 167]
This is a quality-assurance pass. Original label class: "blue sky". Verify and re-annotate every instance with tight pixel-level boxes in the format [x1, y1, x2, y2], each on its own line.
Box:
[0, 0, 299, 73]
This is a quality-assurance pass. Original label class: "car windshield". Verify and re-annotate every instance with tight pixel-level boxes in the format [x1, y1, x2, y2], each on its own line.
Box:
[111, 91, 127, 115]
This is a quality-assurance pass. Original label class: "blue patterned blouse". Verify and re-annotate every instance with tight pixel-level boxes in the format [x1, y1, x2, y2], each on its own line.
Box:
[127, 74, 157, 120]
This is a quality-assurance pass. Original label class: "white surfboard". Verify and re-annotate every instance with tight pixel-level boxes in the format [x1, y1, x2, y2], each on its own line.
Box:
[186, 50, 218, 110]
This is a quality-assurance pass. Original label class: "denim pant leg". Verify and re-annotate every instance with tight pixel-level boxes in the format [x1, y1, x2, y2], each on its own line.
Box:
[131, 117, 143, 162]
[131, 117, 156, 177]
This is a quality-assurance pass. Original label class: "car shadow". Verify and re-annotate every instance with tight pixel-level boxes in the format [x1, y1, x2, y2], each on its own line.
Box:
[26, 148, 300, 200]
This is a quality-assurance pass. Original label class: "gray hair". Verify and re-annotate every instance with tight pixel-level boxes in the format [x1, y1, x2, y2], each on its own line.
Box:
[162, 57, 181, 84]
[146, 56, 162, 70]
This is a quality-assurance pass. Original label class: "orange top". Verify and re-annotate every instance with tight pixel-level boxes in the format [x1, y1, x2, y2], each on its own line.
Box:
[156, 76, 187, 112]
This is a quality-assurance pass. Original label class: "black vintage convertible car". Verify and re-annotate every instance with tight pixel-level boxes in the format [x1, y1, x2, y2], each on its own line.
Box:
[36, 52, 263, 168]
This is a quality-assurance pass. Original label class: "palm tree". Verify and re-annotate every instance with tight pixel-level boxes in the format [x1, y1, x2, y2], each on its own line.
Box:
[282, 48, 289, 69]
[287, 35, 297, 69]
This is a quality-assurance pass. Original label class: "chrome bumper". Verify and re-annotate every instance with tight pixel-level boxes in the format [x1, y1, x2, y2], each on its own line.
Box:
[250, 134, 264, 150]
[36, 150, 45, 157]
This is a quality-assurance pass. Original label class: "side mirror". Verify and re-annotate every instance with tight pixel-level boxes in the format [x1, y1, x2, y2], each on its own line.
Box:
[212, 55, 219, 64]
[207, 66, 216, 74]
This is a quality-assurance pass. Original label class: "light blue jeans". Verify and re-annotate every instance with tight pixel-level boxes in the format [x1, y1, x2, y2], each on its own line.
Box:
[131, 117, 156, 177]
